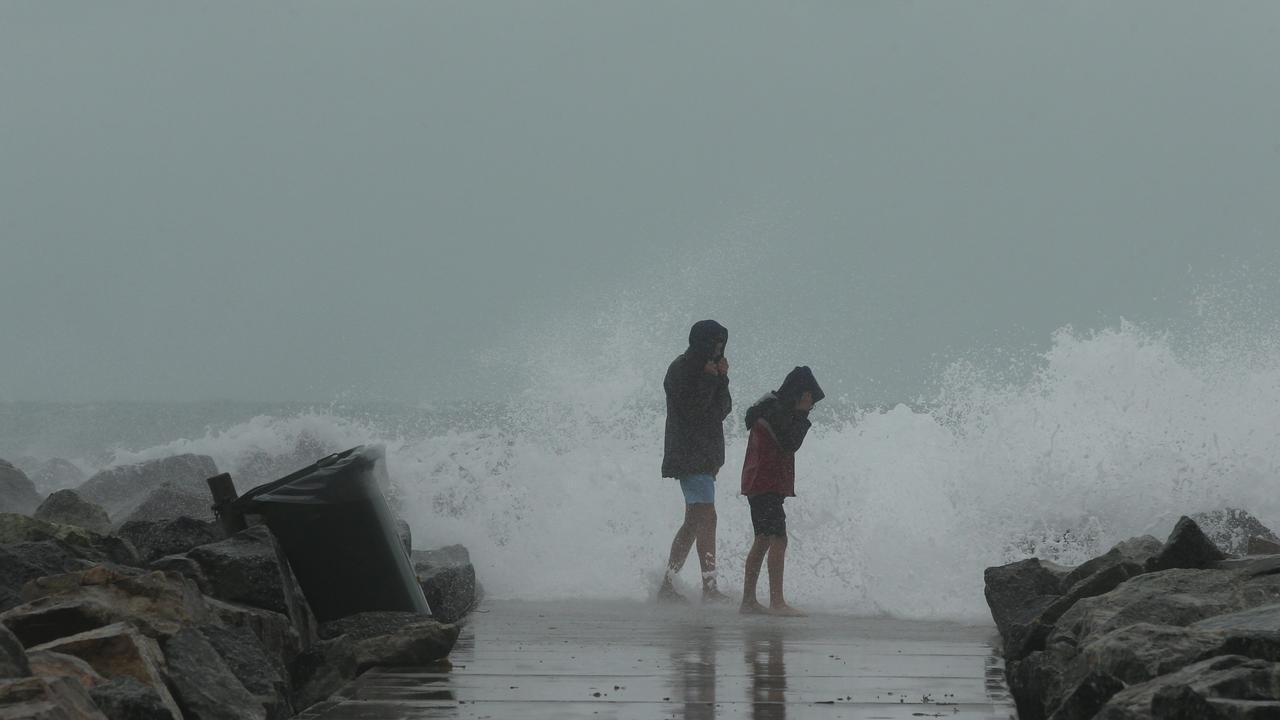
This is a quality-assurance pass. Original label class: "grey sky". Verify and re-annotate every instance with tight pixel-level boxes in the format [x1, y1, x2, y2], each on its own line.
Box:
[2, 2, 1278, 403]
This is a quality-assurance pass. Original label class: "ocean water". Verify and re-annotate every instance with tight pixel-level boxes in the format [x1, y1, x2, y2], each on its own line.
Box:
[3, 322, 1280, 623]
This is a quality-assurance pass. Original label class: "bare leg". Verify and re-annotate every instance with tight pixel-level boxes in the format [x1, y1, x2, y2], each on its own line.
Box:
[740, 535, 771, 614]
[691, 505, 716, 590]
[767, 534, 805, 616]
[659, 505, 698, 601]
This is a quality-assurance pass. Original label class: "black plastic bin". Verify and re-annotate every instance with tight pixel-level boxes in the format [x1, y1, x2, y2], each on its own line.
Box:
[230, 445, 430, 622]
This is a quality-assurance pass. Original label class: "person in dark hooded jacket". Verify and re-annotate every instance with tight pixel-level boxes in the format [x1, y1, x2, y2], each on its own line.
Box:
[739, 366, 823, 617]
[658, 319, 732, 603]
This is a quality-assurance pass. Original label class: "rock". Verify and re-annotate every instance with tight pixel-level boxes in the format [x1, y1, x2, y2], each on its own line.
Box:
[3, 566, 213, 647]
[394, 518, 411, 555]
[1003, 561, 1145, 662]
[116, 518, 221, 564]
[0, 675, 107, 719]
[89, 677, 175, 720]
[289, 638, 357, 713]
[319, 611, 459, 671]
[1250, 537, 1280, 556]
[204, 598, 304, 672]
[412, 545, 481, 624]
[294, 612, 457, 711]
[0, 624, 30, 678]
[196, 624, 291, 720]
[1048, 567, 1280, 653]
[0, 514, 139, 567]
[1146, 516, 1229, 572]
[1196, 603, 1280, 633]
[1059, 535, 1162, 591]
[29, 623, 180, 719]
[116, 485, 215, 526]
[33, 492, 111, 535]
[77, 455, 217, 520]
[162, 628, 266, 720]
[148, 555, 209, 594]
[27, 459, 86, 495]
[0, 542, 86, 612]
[1192, 508, 1280, 556]
[984, 558, 1070, 644]
[186, 526, 317, 647]
[0, 459, 41, 516]
[1046, 671, 1125, 720]
[26, 651, 104, 691]
[1097, 655, 1280, 719]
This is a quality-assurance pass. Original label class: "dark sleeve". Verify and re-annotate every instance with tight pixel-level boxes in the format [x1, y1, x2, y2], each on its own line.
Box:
[768, 406, 812, 453]
[713, 375, 731, 422]
[666, 363, 729, 423]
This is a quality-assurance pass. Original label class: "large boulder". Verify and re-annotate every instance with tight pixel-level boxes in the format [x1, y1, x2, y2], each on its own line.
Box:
[27, 650, 105, 691]
[162, 628, 267, 720]
[1059, 535, 1162, 591]
[0, 541, 87, 612]
[984, 557, 1070, 645]
[1009, 568, 1280, 720]
[0, 459, 41, 515]
[318, 611, 459, 671]
[27, 459, 87, 494]
[196, 624, 291, 720]
[1146, 516, 1228, 573]
[1097, 655, 1280, 719]
[204, 598, 304, 673]
[116, 517, 221, 564]
[2, 566, 213, 647]
[89, 677, 175, 720]
[1049, 566, 1280, 653]
[77, 455, 217, 521]
[0, 624, 30, 678]
[185, 526, 317, 648]
[0, 675, 107, 719]
[412, 545, 481, 624]
[34, 491, 111, 535]
[29, 622, 180, 719]
[1192, 508, 1280, 557]
[0, 514, 139, 567]
[295, 612, 458, 711]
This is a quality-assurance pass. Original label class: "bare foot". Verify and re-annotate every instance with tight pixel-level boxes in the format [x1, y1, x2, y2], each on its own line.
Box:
[657, 584, 689, 604]
[739, 599, 768, 615]
[769, 603, 807, 617]
[702, 588, 734, 604]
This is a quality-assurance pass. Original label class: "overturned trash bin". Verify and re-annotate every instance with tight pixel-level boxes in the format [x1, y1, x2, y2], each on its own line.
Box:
[227, 445, 431, 622]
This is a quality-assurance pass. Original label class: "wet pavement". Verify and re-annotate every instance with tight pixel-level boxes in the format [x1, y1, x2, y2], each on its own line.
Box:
[299, 599, 1016, 720]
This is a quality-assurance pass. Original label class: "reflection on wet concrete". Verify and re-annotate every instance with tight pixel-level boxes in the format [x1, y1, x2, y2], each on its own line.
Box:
[299, 600, 1017, 719]
[744, 624, 786, 720]
[670, 621, 717, 720]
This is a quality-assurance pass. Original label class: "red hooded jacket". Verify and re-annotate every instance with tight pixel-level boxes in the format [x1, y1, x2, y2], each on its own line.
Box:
[740, 393, 812, 497]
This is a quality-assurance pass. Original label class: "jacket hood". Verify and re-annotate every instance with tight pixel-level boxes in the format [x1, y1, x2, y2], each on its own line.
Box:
[687, 319, 728, 363]
[776, 366, 824, 404]
[744, 392, 778, 429]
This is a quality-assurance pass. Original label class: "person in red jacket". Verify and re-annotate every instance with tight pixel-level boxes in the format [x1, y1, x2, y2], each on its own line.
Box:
[739, 366, 824, 617]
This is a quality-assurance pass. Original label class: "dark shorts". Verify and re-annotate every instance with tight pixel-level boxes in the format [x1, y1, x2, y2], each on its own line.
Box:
[748, 493, 786, 537]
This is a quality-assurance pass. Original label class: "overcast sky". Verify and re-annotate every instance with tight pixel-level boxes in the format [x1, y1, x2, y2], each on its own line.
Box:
[2, 2, 1278, 404]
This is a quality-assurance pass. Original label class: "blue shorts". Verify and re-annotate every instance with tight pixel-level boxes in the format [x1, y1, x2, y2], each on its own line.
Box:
[678, 474, 716, 505]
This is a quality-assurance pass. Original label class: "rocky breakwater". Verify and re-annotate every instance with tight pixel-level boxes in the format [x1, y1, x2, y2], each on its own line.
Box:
[985, 510, 1280, 720]
[0, 453, 476, 719]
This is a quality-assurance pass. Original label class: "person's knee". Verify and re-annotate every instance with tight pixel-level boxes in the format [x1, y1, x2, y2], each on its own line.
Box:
[770, 534, 788, 549]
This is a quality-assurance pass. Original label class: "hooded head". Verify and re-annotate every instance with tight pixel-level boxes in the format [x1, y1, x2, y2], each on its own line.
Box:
[776, 366, 824, 405]
[687, 320, 728, 363]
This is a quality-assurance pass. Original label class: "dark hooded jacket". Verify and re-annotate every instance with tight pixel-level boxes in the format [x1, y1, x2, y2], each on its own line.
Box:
[740, 366, 824, 497]
[662, 320, 732, 478]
